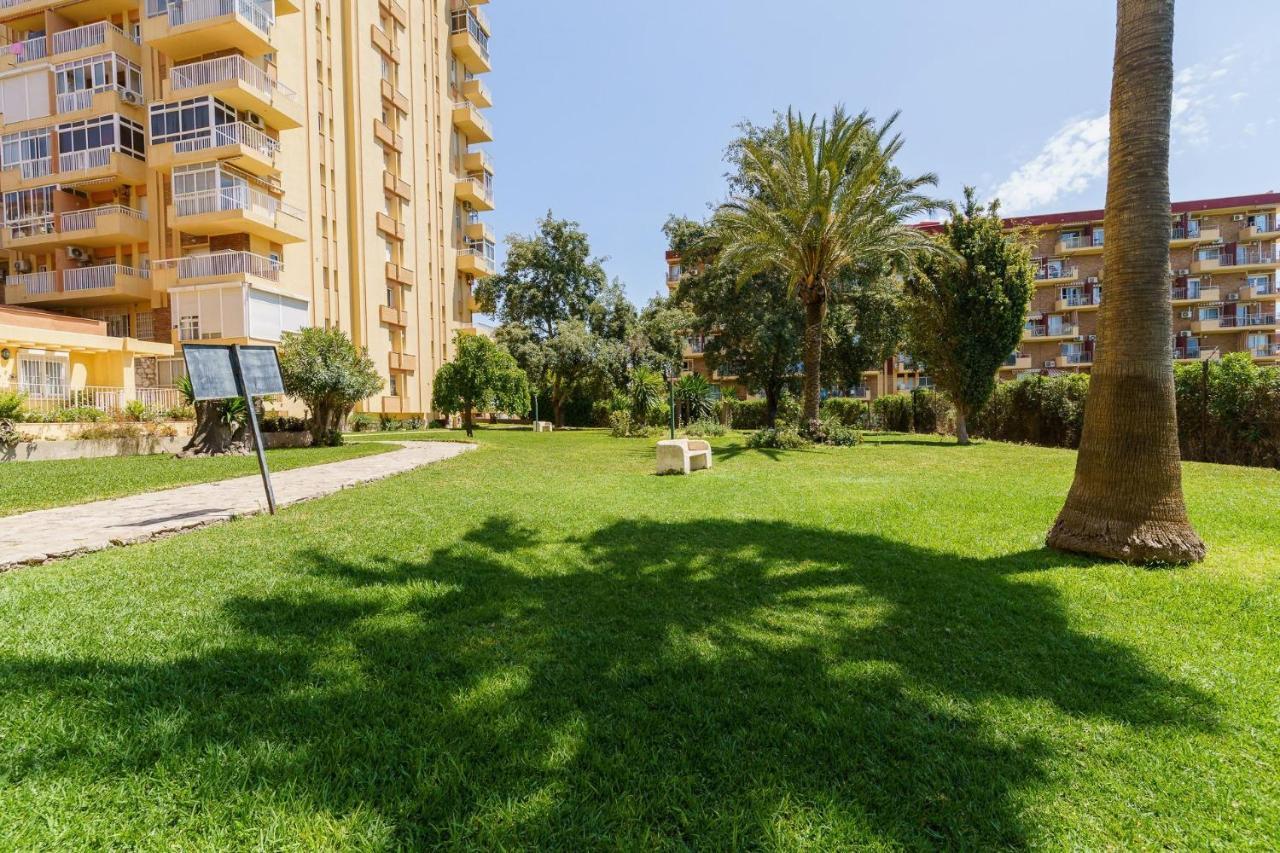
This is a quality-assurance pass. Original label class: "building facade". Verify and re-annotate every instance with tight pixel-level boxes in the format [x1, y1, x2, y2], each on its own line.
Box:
[664, 192, 1280, 402]
[0, 0, 493, 417]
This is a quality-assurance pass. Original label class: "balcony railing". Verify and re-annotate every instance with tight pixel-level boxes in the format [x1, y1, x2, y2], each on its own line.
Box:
[57, 145, 114, 174]
[1175, 344, 1201, 360]
[7, 36, 46, 62]
[450, 8, 490, 59]
[50, 21, 129, 56]
[1059, 293, 1102, 308]
[10, 157, 52, 180]
[9, 271, 56, 294]
[1059, 234, 1104, 250]
[1172, 285, 1203, 300]
[172, 121, 279, 160]
[460, 172, 493, 202]
[1170, 223, 1202, 240]
[173, 185, 303, 223]
[1061, 349, 1096, 365]
[62, 264, 149, 292]
[154, 250, 282, 282]
[169, 54, 298, 103]
[1026, 324, 1078, 338]
[149, 0, 275, 36]
[0, 380, 181, 416]
[55, 83, 142, 114]
[61, 204, 147, 233]
[460, 239, 496, 273]
[1034, 264, 1076, 281]
[684, 337, 707, 354]
[1219, 313, 1277, 329]
[5, 215, 54, 240]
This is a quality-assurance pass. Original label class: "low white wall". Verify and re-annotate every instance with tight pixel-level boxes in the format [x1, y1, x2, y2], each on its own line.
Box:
[16, 421, 196, 442]
[3, 436, 189, 462]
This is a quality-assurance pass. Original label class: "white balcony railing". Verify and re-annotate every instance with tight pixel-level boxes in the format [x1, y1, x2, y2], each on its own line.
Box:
[62, 264, 148, 293]
[171, 121, 279, 160]
[157, 0, 275, 37]
[61, 204, 147, 233]
[55, 83, 142, 114]
[8, 36, 46, 62]
[169, 54, 298, 104]
[50, 21, 128, 56]
[5, 215, 54, 240]
[173, 185, 303, 224]
[153, 250, 283, 282]
[8, 271, 56, 294]
[453, 101, 492, 137]
[11, 157, 52, 180]
[57, 145, 114, 174]
[450, 8, 490, 59]
[0, 380, 182, 416]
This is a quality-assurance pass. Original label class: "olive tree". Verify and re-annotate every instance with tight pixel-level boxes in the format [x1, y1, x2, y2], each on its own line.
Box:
[278, 327, 383, 446]
[432, 332, 530, 437]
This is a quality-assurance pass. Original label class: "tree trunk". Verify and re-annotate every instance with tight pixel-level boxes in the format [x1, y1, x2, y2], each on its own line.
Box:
[464, 409, 474, 437]
[1046, 0, 1204, 564]
[552, 379, 565, 428]
[181, 400, 246, 456]
[764, 386, 780, 428]
[955, 406, 971, 446]
[801, 292, 827, 432]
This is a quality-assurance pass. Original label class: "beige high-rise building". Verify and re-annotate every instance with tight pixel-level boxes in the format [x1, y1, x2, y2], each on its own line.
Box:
[0, 0, 494, 418]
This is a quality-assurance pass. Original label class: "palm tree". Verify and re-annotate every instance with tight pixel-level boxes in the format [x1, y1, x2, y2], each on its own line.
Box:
[713, 107, 945, 430]
[1046, 0, 1205, 563]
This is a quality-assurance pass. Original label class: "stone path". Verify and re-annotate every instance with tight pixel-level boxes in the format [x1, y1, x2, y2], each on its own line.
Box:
[0, 441, 475, 571]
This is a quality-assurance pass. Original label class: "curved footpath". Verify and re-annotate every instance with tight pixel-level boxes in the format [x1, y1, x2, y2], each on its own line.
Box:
[0, 441, 475, 572]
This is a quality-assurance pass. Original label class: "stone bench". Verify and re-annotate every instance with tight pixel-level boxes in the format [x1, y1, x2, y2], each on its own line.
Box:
[656, 439, 713, 475]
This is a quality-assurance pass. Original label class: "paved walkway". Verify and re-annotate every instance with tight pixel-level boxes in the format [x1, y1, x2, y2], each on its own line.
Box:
[0, 441, 475, 571]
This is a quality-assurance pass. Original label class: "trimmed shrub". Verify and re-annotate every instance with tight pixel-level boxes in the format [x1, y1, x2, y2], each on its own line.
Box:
[747, 427, 809, 450]
[971, 374, 1089, 448]
[728, 393, 800, 430]
[1174, 354, 1280, 467]
[684, 418, 726, 438]
[349, 413, 376, 432]
[820, 397, 869, 428]
[0, 390, 27, 422]
[871, 394, 913, 432]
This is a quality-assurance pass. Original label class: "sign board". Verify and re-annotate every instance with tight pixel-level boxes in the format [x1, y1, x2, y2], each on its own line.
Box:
[183, 344, 284, 400]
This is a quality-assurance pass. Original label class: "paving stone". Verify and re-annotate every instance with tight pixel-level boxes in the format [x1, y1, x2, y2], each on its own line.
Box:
[0, 441, 474, 571]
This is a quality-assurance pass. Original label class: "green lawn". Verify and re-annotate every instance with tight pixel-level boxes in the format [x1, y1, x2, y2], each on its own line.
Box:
[0, 442, 396, 516]
[0, 429, 1276, 848]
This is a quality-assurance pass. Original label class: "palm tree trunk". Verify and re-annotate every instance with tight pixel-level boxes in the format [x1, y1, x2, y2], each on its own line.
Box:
[1047, 0, 1204, 564]
[801, 293, 826, 429]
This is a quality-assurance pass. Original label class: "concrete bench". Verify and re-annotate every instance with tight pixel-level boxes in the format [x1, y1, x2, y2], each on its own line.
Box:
[533, 421, 554, 433]
[656, 439, 713, 475]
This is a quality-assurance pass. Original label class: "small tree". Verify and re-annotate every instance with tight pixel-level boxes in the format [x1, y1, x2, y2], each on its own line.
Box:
[176, 375, 249, 456]
[627, 366, 665, 423]
[279, 327, 383, 446]
[905, 188, 1034, 444]
[674, 373, 715, 424]
[432, 333, 530, 437]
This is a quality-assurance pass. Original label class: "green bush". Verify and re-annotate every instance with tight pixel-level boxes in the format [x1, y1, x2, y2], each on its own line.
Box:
[0, 390, 27, 422]
[1174, 354, 1280, 467]
[747, 427, 809, 450]
[261, 414, 307, 433]
[825, 422, 863, 447]
[911, 388, 954, 435]
[871, 394, 914, 432]
[820, 397, 869, 428]
[728, 394, 800, 430]
[122, 399, 148, 422]
[684, 418, 726, 438]
[47, 406, 108, 424]
[163, 404, 195, 421]
[971, 374, 1089, 448]
[349, 413, 376, 432]
[609, 411, 658, 438]
[404, 417, 425, 430]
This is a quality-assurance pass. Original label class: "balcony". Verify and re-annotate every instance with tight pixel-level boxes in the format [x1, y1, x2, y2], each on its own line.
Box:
[1060, 347, 1096, 366]
[1174, 340, 1202, 361]
[1242, 216, 1280, 241]
[1055, 292, 1102, 312]
[170, 185, 305, 244]
[457, 239, 496, 277]
[1023, 323, 1079, 341]
[48, 21, 141, 63]
[51, 86, 146, 122]
[465, 211, 493, 242]
[1192, 247, 1280, 273]
[149, 121, 281, 176]
[143, 0, 278, 60]
[388, 351, 417, 373]
[3, 264, 150, 307]
[452, 101, 492, 143]
[53, 147, 148, 188]
[1001, 353, 1032, 371]
[449, 7, 491, 74]
[1239, 280, 1275, 301]
[1033, 263, 1079, 285]
[454, 173, 494, 211]
[58, 204, 148, 247]
[151, 250, 282, 291]
[166, 55, 302, 129]
[1055, 234, 1104, 255]
[385, 262, 414, 287]
[379, 304, 408, 327]
[461, 77, 492, 108]
[370, 25, 401, 62]
[1171, 284, 1219, 304]
[1218, 312, 1278, 330]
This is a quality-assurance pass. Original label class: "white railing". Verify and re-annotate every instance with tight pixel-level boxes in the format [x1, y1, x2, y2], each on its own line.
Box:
[453, 101, 492, 137]
[8, 271, 55, 294]
[61, 204, 147, 233]
[171, 121, 279, 160]
[50, 21, 125, 56]
[153, 250, 282, 282]
[58, 145, 113, 174]
[63, 264, 148, 292]
[169, 54, 298, 103]
[173, 185, 303, 224]
[54, 83, 141, 113]
[8, 36, 46, 62]
[1027, 324, 1079, 338]
[459, 174, 493, 202]
[450, 8, 489, 59]
[5, 215, 54, 240]
[12, 157, 52, 179]
[0, 381, 183, 416]
[165, 0, 275, 36]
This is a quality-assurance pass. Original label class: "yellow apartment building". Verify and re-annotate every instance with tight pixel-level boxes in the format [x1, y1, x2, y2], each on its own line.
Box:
[0, 0, 493, 417]
[664, 191, 1280, 402]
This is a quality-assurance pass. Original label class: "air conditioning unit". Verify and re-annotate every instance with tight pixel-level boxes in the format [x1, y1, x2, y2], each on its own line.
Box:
[1044, 360, 1057, 369]
[13, 259, 31, 273]
[1086, 276, 1099, 284]
[245, 111, 265, 129]
[1175, 268, 1190, 276]
[1226, 292, 1239, 301]
[66, 246, 91, 262]
[1179, 330, 1193, 338]
[122, 91, 142, 106]
[1074, 335, 1084, 342]
[1232, 214, 1245, 221]
[1087, 335, 1097, 342]
[1180, 310, 1193, 319]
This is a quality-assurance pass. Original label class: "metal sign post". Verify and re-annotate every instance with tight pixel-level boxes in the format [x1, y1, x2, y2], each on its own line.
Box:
[182, 344, 286, 515]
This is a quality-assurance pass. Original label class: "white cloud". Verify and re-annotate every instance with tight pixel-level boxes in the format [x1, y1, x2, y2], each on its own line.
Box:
[993, 53, 1240, 214]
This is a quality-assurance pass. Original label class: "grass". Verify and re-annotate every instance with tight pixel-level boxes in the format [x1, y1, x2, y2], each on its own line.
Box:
[0, 428, 1276, 848]
[0, 441, 397, 516]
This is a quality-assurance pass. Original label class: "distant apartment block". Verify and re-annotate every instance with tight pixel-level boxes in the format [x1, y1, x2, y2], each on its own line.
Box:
[0, 0, 493, 417]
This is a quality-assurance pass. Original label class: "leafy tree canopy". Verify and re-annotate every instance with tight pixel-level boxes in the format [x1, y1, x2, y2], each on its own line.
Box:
[279, 326, 383, 445]
[432, 332, 530, 436]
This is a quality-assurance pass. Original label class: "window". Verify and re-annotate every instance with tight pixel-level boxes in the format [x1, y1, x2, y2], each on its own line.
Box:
[57, 114, 145, 160]
[1, 128, 51, 174]
[389, 374, 399, 397]
[1247, 333, 1269, 356]
[1247, 274, 1271, 295]
[54, 53, 142, 103]
[178, 313, 200, 341]
[157, 357, 187, 387]
[18, 352, 68, 395]
[148, 96, 234, 146]
[1199, 305, 1220, 321]
[1091, 226, 1104, 247]
[3, 186, 55, 237]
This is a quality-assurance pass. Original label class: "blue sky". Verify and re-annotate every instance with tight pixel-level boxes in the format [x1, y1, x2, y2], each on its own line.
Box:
[483, 1, 1280, 310]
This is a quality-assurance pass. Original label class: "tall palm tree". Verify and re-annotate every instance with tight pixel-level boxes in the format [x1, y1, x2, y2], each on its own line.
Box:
[1047, 0, 1205, 563]
[713, 108, 944, 429]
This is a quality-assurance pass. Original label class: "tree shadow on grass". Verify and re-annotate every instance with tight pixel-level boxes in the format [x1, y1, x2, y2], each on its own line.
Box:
[0, 516, 1215, 847]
